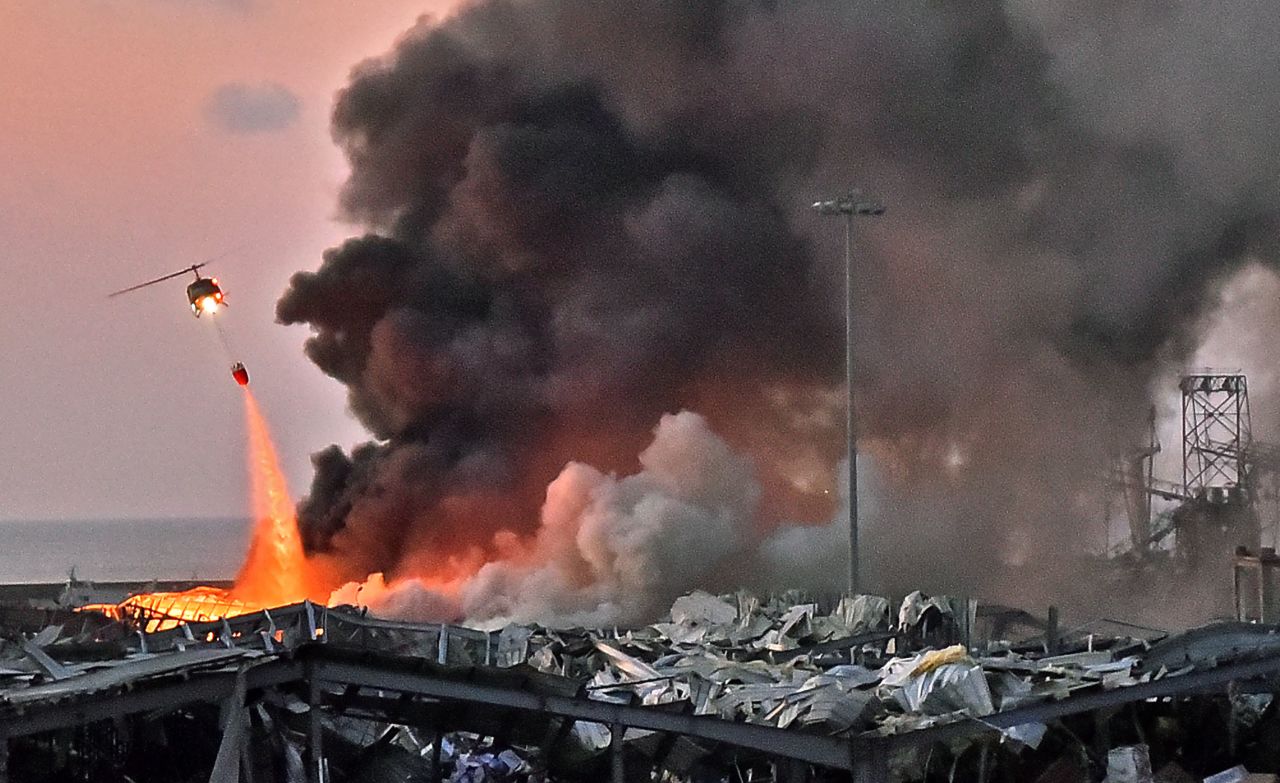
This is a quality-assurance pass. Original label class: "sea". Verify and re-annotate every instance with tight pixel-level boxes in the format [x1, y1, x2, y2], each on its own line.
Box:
[0, 517, 248, 584]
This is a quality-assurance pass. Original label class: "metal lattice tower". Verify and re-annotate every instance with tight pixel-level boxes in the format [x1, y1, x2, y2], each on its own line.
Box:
[1181, 373, 1253, 503]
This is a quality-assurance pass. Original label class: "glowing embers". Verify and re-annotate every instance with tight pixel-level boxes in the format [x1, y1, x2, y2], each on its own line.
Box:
[101, 587, 257, 633]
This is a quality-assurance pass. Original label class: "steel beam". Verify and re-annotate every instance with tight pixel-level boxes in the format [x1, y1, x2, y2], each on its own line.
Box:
[308, 674, 324, 783]
[877, 651, 1280, 754]
[0, 672, 236, 738]
[610, 724, 625, 783]
[311, 658, 854, 770]
[0, 659, 301, 738]
[210, 669, 248, 783]
[10, 642, 1280, 777]
[431, 729, 443, 783]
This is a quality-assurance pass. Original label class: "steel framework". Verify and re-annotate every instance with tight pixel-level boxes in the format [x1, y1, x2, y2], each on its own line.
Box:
[8, 608, 1280, 783]
[1181, 373, 1253, 502]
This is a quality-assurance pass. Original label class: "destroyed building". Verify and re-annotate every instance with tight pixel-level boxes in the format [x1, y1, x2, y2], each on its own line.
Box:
[5, 584, 1280, 782]
[3, 375, 1280, 782]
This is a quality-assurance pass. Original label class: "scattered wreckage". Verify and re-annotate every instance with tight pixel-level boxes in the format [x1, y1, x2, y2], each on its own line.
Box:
[1, 586, 1280, 782]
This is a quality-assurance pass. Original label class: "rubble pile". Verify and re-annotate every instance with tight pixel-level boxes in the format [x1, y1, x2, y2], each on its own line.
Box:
[482, 589, 1280, 781]
[3, 586, 1280, 781]
[489, 591, 1124, 739]
[495, 591, 895, 735]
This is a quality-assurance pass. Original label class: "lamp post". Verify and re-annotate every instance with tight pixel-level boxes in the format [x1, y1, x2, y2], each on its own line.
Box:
[811, 191, 884, 596]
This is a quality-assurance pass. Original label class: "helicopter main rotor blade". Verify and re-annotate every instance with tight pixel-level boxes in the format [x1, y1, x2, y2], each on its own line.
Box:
[107, 263, 206, 298]
[192, 242, 250, 269]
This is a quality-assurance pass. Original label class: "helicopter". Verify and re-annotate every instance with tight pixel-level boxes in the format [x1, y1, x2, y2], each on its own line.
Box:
[110, 262, 250, 386]
[108, 263, 226, 317]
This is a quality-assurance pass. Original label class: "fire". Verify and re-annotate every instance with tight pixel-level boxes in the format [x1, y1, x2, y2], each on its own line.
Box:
[90, 391, 314, 631]
[84, 588, 259, 634]
[231, 391, 312, 606]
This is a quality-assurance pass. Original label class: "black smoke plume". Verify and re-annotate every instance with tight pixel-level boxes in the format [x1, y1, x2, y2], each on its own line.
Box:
[279, 0, 1280, 611]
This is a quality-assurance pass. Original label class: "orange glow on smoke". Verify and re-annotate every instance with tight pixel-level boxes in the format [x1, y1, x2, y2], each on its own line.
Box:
[90, 392, 314, 631]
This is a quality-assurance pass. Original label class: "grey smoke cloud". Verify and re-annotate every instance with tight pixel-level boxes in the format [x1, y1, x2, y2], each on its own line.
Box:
[281, 0, 1280, 616]
[205, 82, 300, 134]
[461, 411, 759, 626]
[325, 412, 759, 626]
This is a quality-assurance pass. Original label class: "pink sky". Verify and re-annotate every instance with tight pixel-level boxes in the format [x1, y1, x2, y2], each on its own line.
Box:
[0, 1, 462, 519]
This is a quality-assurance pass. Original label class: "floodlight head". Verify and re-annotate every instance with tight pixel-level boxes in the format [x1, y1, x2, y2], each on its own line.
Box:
[811, 192, 885, 216]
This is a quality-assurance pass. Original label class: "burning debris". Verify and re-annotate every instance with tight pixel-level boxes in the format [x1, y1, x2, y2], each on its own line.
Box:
[83, 587, 258, 633]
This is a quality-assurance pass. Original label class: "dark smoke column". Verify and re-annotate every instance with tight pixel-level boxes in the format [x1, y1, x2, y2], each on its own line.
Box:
[280, 0, 1280, 605]
[811, 191, 884, 595]
[276, 3, 848, 589]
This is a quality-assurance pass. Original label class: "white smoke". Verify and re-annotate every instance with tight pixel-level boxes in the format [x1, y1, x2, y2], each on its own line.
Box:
[328, 572, 457, 623]
[460, 411, 760, 625]
[331, 411, 808, 626]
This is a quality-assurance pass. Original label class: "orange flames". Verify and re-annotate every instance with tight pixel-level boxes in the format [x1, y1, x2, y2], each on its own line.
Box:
[94, 588, 259, 633]
[230, 391, 312, 606]
[93, 391, 315, 632]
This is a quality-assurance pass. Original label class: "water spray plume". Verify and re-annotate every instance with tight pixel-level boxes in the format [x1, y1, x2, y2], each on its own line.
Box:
[84, 393, 315, 631]
[231, 391, 312, 606]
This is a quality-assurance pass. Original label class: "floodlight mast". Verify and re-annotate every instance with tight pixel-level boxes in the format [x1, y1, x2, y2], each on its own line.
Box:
[811, 190, 884, 597]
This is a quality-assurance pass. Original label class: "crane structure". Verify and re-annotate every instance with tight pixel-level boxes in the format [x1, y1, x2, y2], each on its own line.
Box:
[1107, 372, 1277, 566]
[1182, 373, 1252, 503]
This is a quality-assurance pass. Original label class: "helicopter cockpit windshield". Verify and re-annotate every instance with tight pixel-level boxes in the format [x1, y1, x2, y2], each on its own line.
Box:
[186, 277, 224, 316]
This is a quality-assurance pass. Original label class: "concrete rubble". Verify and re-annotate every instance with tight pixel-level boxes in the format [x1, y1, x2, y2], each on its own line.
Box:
[2, 586, 1280, 781]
